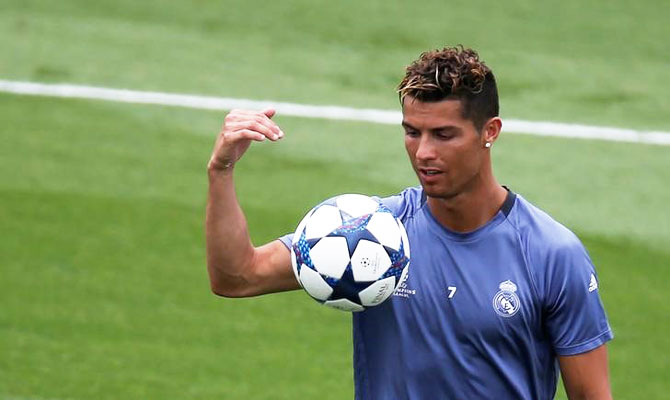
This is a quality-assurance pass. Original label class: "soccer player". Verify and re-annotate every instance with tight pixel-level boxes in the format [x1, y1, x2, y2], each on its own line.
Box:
[206, 46, 614, 399]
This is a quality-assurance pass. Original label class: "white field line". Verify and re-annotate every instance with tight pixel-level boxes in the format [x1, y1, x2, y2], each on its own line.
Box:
[2, 79, 669, 146]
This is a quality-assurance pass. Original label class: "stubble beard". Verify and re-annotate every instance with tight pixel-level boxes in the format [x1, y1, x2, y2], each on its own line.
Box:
[418, 168, 482, 201]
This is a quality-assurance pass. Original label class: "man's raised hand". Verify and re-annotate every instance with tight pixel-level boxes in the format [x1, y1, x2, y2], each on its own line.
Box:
[208, 108, 284, 171]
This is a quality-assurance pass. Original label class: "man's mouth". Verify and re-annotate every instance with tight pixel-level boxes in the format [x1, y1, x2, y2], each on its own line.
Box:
[419, 168, 442, 176]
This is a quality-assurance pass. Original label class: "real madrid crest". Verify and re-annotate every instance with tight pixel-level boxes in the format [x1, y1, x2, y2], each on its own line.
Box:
[492, 280, 521, 317]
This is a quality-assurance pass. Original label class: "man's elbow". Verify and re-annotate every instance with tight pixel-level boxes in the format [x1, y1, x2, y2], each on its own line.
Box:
[207, 266, 255, 298]
[210, 279, 258, 298]
[210, 282, 237, 298]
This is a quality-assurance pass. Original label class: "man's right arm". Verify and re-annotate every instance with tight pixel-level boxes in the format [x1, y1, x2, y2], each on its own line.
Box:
[205, 108, 300, 297]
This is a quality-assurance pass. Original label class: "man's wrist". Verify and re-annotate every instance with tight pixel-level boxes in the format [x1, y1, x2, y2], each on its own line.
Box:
[207, 160, 235, 176]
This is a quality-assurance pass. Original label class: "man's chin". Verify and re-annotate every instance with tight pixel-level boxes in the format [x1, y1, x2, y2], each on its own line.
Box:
[421, 184, 458, 200]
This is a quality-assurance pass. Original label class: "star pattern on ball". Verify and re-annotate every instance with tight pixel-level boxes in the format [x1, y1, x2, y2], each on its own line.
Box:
[292, 230, 316, 275]
[328, 264, 372, 304]
[381, 241, 409, 280]
[327, 213, 378, 255]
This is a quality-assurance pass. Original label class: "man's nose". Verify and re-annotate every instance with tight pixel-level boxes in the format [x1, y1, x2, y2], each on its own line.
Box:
[415, 135, 437, 161]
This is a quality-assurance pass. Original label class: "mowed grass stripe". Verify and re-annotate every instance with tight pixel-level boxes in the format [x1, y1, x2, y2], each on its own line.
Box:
[1, 79, 669, 145]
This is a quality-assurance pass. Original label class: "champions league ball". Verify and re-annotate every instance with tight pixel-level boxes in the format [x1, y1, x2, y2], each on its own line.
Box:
[291, 194, 410, 312]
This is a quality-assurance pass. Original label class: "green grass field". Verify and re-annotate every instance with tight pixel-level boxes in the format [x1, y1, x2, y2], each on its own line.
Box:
[2, 1, 669, 399]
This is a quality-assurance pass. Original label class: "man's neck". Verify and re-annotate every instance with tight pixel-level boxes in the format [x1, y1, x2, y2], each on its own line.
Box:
[427, 181, 508, 233]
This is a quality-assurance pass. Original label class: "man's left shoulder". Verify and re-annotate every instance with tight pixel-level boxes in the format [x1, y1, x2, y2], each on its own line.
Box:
[509, 195, 594, 285]
[510, 194, 584, 252]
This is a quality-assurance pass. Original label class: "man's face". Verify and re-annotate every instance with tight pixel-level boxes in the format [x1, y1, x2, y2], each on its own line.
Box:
[402, 96, 487, 199]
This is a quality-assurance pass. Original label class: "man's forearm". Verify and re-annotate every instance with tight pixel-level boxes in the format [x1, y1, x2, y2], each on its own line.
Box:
[559, 346, 612, 400]
[205, 167, 256, 296]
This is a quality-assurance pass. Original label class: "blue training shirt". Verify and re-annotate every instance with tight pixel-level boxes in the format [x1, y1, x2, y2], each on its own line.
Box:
[280, 187, 613, 400]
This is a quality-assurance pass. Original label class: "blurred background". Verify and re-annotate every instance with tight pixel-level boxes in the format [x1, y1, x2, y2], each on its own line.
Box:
[1, 0, 668, 398]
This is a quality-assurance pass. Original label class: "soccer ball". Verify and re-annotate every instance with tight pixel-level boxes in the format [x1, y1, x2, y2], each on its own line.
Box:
[290, 194, 410, 312]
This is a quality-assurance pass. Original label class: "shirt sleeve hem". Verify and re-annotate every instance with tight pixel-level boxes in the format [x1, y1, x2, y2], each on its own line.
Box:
[554, 329, 614, 356]
[277, 234, 292, 250]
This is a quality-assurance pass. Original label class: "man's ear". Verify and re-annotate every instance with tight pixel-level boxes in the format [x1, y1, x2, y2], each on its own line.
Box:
[482, 117, 502, 146]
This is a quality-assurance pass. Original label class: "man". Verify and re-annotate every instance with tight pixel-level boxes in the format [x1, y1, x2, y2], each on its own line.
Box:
[206, 46, 613, 399]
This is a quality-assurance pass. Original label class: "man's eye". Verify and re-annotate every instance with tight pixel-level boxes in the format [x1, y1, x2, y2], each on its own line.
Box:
[405, 130, 419, 137]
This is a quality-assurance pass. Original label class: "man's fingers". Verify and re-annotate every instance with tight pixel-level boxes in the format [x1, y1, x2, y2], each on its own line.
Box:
[260, 108, 283, 137]
[233, 107, 275, 118]
[227, 129, 267, 143]
[225, 109, 284, 138]
[226, 120, 281, 141]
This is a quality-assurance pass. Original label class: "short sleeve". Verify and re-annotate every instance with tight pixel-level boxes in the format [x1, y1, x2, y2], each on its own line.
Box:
[374, 186, 422, 222]
[278, 233, 293, 250]
[543, 239, 613, 356]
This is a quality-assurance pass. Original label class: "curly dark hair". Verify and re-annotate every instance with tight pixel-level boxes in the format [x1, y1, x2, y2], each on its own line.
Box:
[398, 46, 499, 131]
